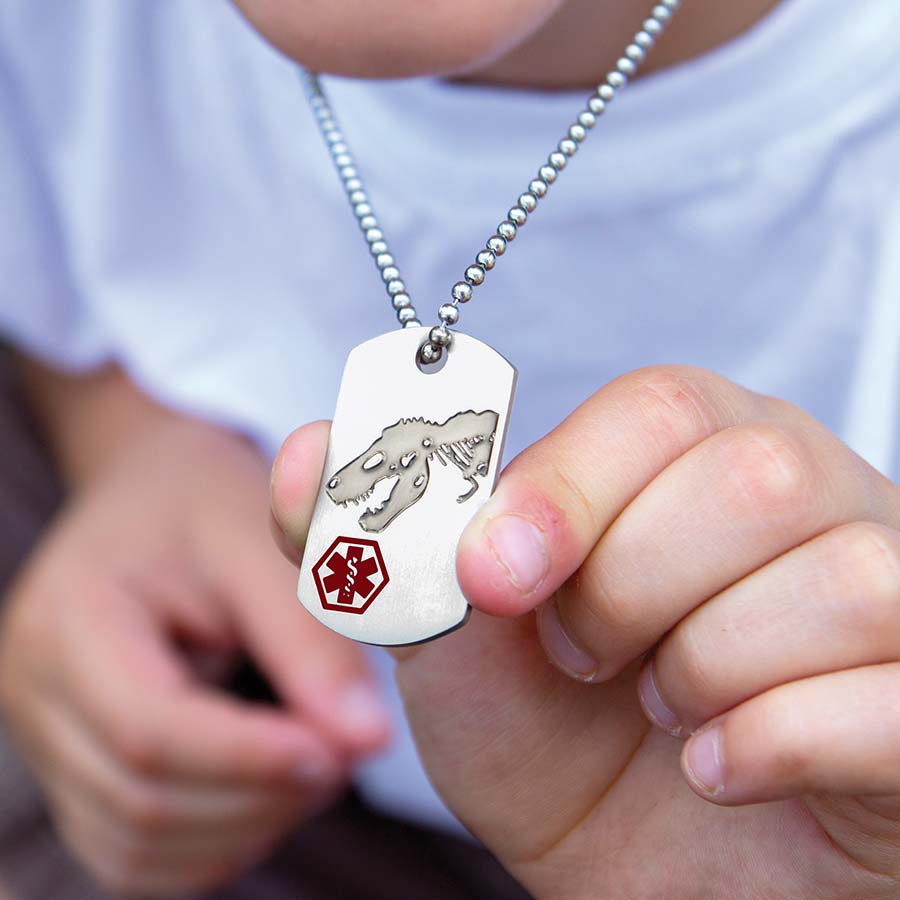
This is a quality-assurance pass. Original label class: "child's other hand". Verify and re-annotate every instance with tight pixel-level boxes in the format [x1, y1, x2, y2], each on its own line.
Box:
[274, 365, 900, 900]
[0, 415, 388, 897]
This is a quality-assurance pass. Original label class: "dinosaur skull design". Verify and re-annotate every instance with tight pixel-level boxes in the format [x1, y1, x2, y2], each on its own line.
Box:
[325, 409, 499, 533]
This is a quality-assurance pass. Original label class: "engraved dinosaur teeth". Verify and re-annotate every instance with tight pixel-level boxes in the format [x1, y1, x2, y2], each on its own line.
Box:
[327, 410, 500, 532]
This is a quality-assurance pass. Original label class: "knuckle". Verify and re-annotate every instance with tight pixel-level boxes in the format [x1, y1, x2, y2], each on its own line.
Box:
[664, 627, 722, 717]
[827, 522, 900, 626]
[718, 424, 814, 516]
[767, 738, 814, 790]
[622, 367, 722, 455]
[760, 697, 815, 789]
[577, 565, 642, 638]
[550, 465, 601, 537]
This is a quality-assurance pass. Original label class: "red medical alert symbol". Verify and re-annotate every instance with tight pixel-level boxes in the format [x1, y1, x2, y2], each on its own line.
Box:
[312, 537, 389, 615]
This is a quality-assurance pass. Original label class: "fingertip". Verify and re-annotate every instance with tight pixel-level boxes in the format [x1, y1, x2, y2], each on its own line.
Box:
[637, 658, 684, 737]
[536, 596, 603, 683]
[331, 682, 393, 755]
[681, 723, 729, 804]
[292, 749, 346, 790]
[457, 478, 579, 617]
[456, 521, 536, 617]
[271, 420, 331, 546]
[265, 718, 347, 789]
[170, 690, 348, 788]
[298, 680, 392, 760]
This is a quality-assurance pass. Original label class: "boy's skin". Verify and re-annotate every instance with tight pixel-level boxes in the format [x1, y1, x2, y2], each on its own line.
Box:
[0, 364, 392, 894]
[276, 373, 900, 899]
[233, 0, 781, 86]
[3, 0, 900, 897]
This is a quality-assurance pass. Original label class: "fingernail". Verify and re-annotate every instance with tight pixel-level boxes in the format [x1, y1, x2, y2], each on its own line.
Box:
[684, 726, 726, 797]
[334, 683, 390, 738]
[638, 661, 683, 737]
[484, 514, 549, 595]
[537, 597, 599, 682]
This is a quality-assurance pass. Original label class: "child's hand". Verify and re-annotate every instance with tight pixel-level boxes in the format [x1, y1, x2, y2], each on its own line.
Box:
[0, 415, 388, 897]
[275, 365, 900, 900]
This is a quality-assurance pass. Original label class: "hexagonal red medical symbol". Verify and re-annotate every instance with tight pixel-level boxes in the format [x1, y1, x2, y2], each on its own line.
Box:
[312, 536, 389, 615]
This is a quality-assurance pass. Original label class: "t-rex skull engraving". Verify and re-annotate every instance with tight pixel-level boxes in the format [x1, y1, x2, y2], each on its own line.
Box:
[325, 409, 499, 533]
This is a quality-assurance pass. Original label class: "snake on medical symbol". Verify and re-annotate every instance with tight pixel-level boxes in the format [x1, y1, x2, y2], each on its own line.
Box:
[325, 409, 499, 533]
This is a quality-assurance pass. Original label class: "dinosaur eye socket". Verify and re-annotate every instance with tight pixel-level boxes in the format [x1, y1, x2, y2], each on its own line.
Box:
[400, 451, 418, 468]
[362, 452, 385, 471]
[328, 476, 341, 489]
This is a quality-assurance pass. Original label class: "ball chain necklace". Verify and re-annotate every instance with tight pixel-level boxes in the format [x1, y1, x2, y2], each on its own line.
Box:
[296, 0, 681, 646]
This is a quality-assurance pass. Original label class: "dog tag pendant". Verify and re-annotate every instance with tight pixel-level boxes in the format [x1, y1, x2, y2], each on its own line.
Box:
[297, 327, 516, 646]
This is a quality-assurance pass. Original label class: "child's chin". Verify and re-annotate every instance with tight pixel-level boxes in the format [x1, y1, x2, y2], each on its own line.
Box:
[232, 0, 564, 79]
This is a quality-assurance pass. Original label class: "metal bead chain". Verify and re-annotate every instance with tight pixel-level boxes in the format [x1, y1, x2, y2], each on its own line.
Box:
[427, 0, 682, 361]
[300, 0, 681, 360]
[300, 69, 421, 328]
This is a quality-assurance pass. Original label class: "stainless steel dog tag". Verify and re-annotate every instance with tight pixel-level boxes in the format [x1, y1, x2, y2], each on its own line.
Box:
[297, 327, 516, 646]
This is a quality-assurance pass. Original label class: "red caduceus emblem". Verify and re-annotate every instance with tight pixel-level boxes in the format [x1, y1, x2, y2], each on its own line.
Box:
[312, 536, 389, 615]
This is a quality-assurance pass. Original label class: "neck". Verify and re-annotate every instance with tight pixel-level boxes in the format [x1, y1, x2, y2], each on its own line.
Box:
[463, 0, 784, 90]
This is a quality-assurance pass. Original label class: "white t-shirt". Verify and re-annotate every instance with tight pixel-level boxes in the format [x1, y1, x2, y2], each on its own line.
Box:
[2, 0, 899, 833]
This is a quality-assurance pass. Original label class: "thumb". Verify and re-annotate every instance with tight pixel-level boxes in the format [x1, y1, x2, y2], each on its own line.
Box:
[270, 420, 331, 556]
